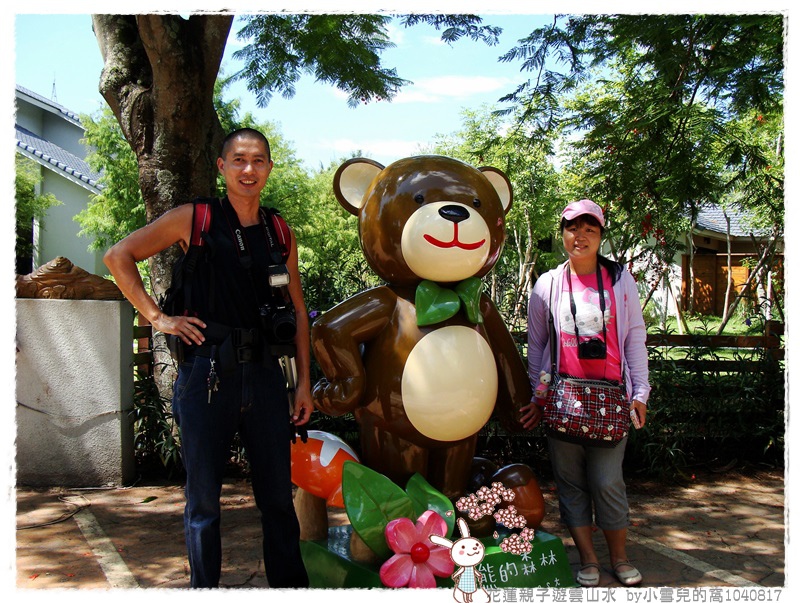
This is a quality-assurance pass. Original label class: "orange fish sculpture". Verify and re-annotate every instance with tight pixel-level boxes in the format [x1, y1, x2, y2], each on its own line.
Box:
[290, 430, 360, 507]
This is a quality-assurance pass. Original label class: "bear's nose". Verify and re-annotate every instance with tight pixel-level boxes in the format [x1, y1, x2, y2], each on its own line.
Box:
[439, 205, 470, 224]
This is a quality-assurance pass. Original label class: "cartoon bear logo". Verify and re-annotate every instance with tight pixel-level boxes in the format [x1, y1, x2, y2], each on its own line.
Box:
[311, 155, 531, 498]
[558, 287, 612, 337]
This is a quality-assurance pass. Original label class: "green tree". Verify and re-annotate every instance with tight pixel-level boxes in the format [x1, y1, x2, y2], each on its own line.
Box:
[76, 76, 257, 251]
[499, 14, 784, 319]
[90, 14, 501, 301]
[75, 107, 144, 251]
[90, 13, 503, 394]
[501, 14, 782, 241]
[291, 159, 380, 318]
[15, 155, 61, 274]
[719, 108, 784, 233]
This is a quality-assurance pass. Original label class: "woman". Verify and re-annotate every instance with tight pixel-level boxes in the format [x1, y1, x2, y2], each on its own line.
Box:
[520, 199, 650, 587]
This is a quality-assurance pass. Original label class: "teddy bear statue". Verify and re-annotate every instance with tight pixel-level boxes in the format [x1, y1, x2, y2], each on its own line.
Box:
[311, 155, 532, 499]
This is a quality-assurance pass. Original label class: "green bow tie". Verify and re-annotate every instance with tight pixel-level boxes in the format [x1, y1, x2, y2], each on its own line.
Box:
[415, 278, 484, 326]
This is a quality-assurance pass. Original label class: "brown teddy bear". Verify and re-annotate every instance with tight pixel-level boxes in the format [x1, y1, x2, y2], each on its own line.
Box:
[311, 155, 531, 498]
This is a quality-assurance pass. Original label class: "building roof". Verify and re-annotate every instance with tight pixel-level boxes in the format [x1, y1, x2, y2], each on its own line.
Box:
[15, 84, 83, 126]
[694, 204, 766, 238]
[16, 125, 102, 193]
[15, 84, 103, 194]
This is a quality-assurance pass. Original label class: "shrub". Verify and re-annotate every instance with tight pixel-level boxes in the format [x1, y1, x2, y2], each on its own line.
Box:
[627, 336, 784, 478]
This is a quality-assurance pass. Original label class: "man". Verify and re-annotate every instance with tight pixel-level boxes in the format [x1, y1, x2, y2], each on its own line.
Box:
[104, 128, 312, 588]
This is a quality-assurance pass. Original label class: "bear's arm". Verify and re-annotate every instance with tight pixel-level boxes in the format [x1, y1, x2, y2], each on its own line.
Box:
[311, 286, 398, 416]
[480, 294, 531, 433]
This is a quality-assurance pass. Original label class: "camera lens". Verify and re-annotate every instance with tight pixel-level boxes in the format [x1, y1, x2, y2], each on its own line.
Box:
[579, 338, 606, 359]
[272, 311, 297, 342]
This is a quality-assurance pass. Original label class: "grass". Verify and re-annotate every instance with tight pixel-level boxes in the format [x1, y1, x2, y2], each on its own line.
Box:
[647, 312, 778, 337]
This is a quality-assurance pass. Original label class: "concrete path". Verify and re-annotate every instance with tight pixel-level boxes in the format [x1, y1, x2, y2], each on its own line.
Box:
[13, 468, 784, 590]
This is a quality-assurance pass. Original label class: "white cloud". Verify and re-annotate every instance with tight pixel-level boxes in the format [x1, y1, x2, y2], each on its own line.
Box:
[390, 90, 443, 104]
[329, 75, 513, 105]
[386, 22, 406, 45]
[422, 35, 447, 47]
[394, 75, 514, 104]
[314, 137, 428, 164]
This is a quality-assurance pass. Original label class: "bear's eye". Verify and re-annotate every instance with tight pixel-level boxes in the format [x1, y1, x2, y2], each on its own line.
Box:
[473, 198, 481, 208]
[414, 194, 425, 204]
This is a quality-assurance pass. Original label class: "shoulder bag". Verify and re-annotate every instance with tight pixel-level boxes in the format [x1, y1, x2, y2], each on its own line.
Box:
[541, 269, 630, 447]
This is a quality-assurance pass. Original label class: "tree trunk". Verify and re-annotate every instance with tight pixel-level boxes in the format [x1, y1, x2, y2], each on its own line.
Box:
[660, 269, 669, 330]
[509, 209, 537, 331]
[719, 211, 734, 326]
[92, 14, 233, 392]
[671, 272, 690, 334]
[750, 231, 784, 324]
[715, 235, 777, 335]
[686, 220, 694, 315]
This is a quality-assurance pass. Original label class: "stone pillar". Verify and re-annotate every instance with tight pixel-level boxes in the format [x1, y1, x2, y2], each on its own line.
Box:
[15, 258, 135, 486]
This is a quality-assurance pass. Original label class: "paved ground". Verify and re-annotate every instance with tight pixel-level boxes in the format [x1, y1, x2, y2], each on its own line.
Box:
[13, 466, 784, 590]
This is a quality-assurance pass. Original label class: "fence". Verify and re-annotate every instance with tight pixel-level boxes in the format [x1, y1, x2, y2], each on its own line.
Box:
[133, 315, 153, 377]
[132, 320, 784, 390]
[645, 330, 784, 372]
[639, 323, 784, 472]
[130, 318, 785, 475]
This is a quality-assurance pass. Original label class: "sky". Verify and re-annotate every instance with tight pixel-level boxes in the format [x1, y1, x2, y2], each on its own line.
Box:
[10, 5, 796, 173]
[13, 12, 555, 170]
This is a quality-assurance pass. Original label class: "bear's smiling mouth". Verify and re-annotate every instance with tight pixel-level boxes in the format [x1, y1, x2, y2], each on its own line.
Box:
[424, 223, 485, 250]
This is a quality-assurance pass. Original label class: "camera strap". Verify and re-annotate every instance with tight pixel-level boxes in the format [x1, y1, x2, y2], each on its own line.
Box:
[548, 277, 558, 377]
[566, 263, 607, 348]
[218, 197, 297, 359]
[549, 264, 625, 388]
[218, 196, 285, 269]
[218, 197, 292, 306]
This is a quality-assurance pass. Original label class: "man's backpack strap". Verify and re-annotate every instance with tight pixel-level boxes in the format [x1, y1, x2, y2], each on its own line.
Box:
[191, 198, 214, 247]
[182, 197, 216, 314]
[258, 206, 291, 263]
[184, 198, 214, 272]
[269, 209, 291, 262]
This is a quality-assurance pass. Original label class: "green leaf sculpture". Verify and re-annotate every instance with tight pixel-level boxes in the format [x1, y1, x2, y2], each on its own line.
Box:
[341, 462, 458, 559]
[405, 473, 455, 538]
[342, 461, 415, 559]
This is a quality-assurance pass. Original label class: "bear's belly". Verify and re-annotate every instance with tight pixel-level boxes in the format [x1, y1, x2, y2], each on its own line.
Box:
[401, 325, 497, 441]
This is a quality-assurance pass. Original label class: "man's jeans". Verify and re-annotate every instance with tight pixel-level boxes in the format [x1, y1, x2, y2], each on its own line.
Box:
[172, 354, 309, 588]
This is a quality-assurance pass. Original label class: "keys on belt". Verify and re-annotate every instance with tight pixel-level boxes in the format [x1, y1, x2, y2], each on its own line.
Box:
[207, 345, 219, 404]
[202, 330, 258, 404]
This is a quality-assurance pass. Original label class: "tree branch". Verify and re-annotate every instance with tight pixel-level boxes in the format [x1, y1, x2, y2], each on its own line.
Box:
[136, 14, 232, 95]
[91, 14, 153, 152]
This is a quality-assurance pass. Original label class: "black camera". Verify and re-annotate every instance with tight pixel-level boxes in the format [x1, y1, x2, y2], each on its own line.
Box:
[259, 264, 298, 344]
[260, 298, 297, 343]
[578, 337, 607, 359]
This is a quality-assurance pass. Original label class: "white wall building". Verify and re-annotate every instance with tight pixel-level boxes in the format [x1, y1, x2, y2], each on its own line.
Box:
[15, 85, 105, 275]
[634, 204, 783, 328]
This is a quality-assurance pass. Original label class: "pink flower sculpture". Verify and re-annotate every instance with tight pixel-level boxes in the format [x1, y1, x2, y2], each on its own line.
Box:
[379, 510, 454, 588]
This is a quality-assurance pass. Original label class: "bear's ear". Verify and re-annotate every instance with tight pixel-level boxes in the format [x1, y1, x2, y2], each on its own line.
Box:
[333, 158, 385, 215]
[479, 167, 513, 214]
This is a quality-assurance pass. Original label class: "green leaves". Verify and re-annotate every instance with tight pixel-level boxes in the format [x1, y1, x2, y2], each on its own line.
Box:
[234, 15, 408, 110]
[415, 280, 462, 326]
[74, 108, 144, 252]
[15, 156, 62, 265]
[341, 462, 454, 560]
[399, 15, 501, 46]
[405, 473, 456, 537]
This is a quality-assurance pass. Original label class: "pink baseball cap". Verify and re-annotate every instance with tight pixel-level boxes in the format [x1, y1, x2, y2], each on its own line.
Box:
[561, 199, 605, 227]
